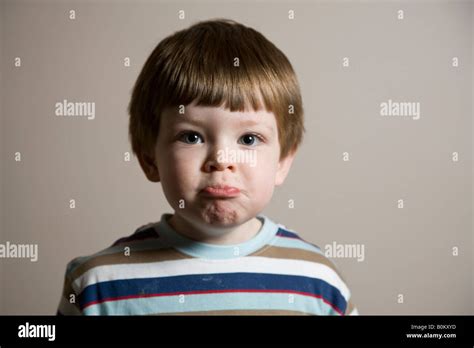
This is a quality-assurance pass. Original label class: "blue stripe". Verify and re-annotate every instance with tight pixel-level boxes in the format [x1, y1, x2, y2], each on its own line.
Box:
[79, 272, 346, 314]
[277, 227, 321, 251]
[276, 229, 301, 239]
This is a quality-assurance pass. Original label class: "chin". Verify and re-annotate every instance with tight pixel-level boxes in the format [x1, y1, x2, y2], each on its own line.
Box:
[199, 204, 242, 226]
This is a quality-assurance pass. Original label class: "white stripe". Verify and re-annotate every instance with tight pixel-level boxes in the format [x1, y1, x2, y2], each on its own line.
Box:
[72, 256, 350, 301]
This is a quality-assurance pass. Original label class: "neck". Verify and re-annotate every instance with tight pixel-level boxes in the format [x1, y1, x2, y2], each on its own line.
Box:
[168, 214, 262, 245]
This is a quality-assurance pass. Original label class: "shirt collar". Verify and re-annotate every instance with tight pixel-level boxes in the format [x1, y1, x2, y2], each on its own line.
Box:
[155, 213, 279, 259]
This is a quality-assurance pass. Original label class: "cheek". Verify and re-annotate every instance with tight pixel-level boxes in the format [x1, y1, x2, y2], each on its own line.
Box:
[243, 154, 278, 197]
[160, 148, 202, 192]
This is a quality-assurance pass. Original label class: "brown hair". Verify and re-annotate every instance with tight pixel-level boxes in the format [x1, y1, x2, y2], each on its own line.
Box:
[128, 18, 304, 160]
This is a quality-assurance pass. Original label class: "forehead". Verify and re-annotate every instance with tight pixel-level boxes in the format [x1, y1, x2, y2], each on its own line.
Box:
[162, 101, 277, 129]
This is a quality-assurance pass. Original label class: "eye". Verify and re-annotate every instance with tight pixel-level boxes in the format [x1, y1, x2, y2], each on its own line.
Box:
[178, 131, 203, 144]
[239, 133, 262, 146]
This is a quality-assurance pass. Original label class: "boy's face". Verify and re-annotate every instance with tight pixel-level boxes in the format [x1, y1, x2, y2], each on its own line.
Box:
[139, 99, 295, 229]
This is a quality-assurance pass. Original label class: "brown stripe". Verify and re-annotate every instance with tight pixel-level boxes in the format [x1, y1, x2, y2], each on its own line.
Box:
[112, 226, 159, 247]
[68, 245, 343, 285]
[254, 246, 346, 281]
[69, 247, 194, 281]
[147, 309, 311, 315]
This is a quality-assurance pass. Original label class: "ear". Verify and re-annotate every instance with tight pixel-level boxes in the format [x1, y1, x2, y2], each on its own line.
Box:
[137, 150, 160, 182]
[275, 148, 297, 186]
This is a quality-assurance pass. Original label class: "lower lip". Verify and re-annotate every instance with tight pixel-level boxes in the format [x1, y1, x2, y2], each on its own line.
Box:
[201, 187, 241, 198]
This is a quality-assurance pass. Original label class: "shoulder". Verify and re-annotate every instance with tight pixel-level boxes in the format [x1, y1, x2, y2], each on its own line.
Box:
[271, 221, 347, 273]
[264, 220, 358, 315]
[63, 221, 163, 284]
[109, 222, 160, 247]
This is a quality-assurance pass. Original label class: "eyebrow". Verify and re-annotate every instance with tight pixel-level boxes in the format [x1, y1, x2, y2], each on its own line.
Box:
[170, 116, 274, 132]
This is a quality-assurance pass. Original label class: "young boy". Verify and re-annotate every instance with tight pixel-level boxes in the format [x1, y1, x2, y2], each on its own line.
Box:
[57, 18, 358, 316]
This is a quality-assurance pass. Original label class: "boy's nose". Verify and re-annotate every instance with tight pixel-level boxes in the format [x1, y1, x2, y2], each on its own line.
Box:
[203, 159, 236, 173]
[203, 148, 236, 173]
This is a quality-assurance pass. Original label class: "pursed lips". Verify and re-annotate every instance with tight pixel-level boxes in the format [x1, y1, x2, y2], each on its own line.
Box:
[200, 185, 241, 198]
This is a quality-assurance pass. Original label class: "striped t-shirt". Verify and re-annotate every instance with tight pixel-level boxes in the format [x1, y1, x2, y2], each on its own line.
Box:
[57, 214, 358, 315]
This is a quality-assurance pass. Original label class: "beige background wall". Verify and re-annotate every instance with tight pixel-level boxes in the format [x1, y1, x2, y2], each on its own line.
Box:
[0, 0, 472, 314]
